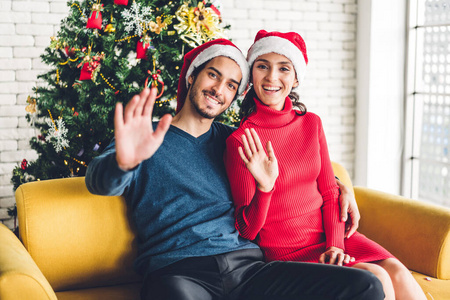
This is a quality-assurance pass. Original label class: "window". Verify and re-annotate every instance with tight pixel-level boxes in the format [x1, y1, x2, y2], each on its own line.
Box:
[404, 0, 450, 206]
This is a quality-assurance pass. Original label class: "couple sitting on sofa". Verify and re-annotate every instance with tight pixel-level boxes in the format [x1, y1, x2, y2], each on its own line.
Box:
[85, 30, 425, 300]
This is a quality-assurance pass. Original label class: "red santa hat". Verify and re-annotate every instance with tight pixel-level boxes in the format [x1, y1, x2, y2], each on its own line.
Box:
[246, 30, 308, 90]
[176, 39, 249, 113]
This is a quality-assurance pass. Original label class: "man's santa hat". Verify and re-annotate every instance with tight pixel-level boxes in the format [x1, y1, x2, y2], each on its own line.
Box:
[246, 30, 308, 91]
[176, 39, 249, 112]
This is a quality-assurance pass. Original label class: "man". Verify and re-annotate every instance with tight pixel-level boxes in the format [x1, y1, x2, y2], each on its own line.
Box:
[86, 39, 383, 300]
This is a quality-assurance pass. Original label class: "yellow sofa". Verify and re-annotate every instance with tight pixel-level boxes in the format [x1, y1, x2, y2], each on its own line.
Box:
[0, 162, 449, 299]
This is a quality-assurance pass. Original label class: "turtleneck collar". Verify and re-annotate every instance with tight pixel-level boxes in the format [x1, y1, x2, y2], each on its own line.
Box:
[245, 96, 297, 128]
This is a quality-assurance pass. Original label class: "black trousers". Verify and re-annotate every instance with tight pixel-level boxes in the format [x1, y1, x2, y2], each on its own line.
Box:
[141, 249, 384, 300]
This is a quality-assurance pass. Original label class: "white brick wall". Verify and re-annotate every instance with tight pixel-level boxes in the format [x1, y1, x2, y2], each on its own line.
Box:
[0, 0, 357, 229]
[0, 0, 69, 228]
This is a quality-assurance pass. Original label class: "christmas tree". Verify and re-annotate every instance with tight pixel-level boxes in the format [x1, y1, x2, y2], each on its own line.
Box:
[11, 0, 239, 192]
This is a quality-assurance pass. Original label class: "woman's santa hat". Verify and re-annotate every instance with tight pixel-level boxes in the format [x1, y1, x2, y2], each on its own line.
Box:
[246, 30, 308, 90]
[176, 39, 249, 112]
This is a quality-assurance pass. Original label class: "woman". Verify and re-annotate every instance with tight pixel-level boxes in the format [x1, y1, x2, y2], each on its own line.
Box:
[224, 30, 426, 300]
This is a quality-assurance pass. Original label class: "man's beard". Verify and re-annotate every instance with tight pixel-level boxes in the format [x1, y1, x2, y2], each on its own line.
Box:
[188, 82, 229, 119]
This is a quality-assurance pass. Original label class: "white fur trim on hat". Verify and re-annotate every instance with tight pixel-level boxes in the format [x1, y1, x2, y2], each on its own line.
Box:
[185, 44, 249, 96]
[247, 36, 307, 90]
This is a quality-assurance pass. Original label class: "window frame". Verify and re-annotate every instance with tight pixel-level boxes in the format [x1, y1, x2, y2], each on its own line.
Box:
[403, 0, 450, 205]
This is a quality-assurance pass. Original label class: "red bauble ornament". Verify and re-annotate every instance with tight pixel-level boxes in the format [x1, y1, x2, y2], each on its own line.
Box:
[86, 4, 103, 30]
[114, 0, 128, 5]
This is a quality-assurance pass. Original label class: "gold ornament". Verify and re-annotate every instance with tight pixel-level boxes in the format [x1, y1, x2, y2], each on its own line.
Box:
[148, 15, 173, 34]
[105, 12, 116, 33]
[49, 36, 62, 49]
[25, 96, 36, 114]
[149, 16, 167, 34]
[174, 2, 224, 48]
[105, 24, 116, 33]
[193, 2, 211, 31]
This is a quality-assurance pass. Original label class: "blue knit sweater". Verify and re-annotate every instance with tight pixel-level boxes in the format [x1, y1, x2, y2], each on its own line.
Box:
[85, 122, 257, 275]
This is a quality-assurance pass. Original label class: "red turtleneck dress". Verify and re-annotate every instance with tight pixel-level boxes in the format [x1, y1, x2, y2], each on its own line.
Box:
[224, 97, 394, 265]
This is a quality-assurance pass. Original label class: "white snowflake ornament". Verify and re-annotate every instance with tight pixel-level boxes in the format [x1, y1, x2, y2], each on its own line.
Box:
[121, 1, 153, 36]
[45, 118, 70, 153]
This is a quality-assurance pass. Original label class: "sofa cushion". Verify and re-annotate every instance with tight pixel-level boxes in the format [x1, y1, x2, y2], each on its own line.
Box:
[15, 177, 141, 291]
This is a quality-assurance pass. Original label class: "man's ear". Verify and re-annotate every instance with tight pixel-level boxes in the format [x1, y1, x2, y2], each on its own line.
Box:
[188, 75, 194, 85]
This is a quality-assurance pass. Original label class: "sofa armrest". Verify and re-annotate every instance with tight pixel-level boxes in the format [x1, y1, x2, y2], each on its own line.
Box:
[354, 186, 450, 279]
[0, 223, 57, 300]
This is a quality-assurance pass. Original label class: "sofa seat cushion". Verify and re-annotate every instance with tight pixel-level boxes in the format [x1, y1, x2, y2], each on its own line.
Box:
[412, 271, 450, 300]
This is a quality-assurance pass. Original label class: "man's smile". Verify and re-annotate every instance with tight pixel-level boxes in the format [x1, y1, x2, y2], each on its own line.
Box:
[204, 91, 222, 106]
